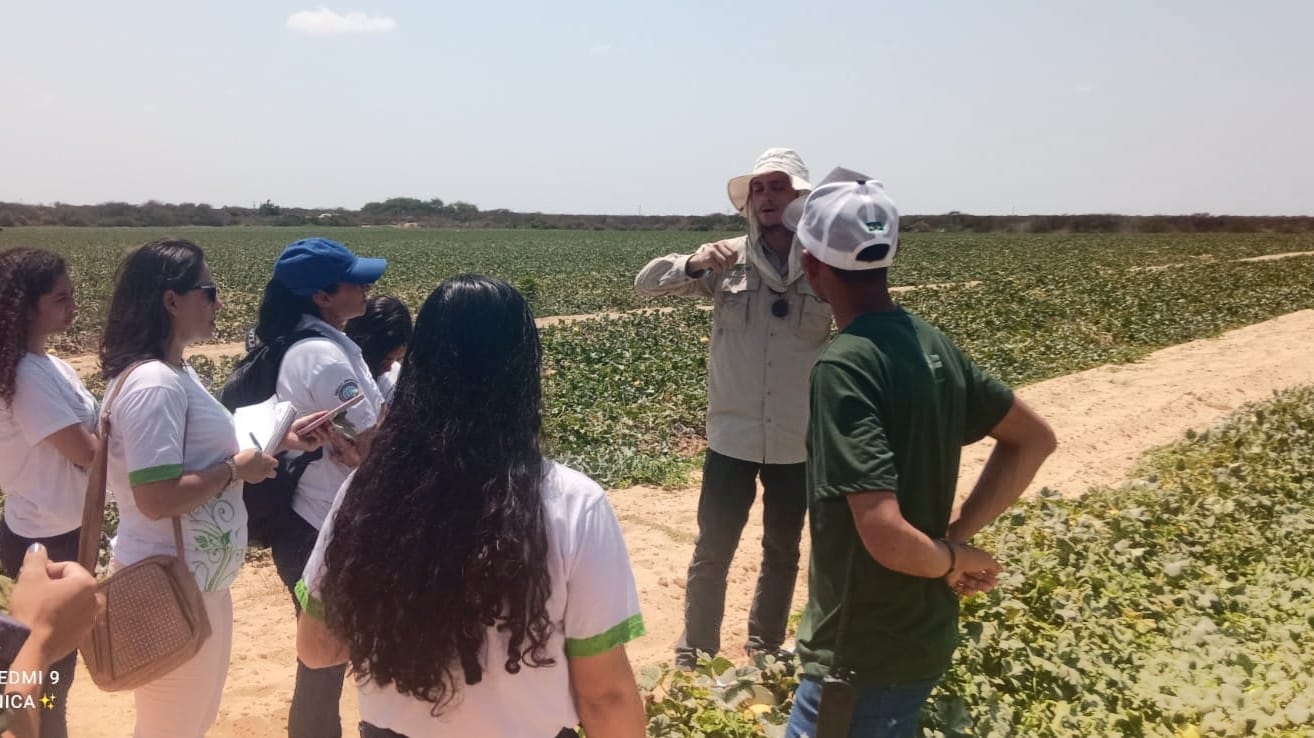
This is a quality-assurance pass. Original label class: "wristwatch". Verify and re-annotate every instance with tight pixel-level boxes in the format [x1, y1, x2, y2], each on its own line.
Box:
[223, 456, 239, 486]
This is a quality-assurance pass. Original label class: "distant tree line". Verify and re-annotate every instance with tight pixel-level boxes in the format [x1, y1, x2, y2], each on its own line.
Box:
[1, 198, 1310, 233]
[900, 212, 1314, 234]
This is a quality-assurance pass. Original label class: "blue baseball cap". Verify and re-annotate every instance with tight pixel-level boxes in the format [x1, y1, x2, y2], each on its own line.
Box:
[273, 237, 387, 297]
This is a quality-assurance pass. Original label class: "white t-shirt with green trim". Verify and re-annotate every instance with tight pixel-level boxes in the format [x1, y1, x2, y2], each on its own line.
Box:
[105, 361, 247, 592]
[277, 315, 382, 530]
[0, 353, 98, 537]
[299, 461, 644, 737]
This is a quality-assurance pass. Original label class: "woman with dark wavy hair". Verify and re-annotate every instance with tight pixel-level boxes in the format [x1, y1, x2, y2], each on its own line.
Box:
[344, 295, 412, 405]
[0, 247, 96, 738]
[296, 275, 647, 738]
[99, 238, 328, 737]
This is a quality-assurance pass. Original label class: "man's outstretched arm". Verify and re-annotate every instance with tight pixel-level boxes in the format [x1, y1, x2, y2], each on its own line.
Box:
[634, 239, 739, 298]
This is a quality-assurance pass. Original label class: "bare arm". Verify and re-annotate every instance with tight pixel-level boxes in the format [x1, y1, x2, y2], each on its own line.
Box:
[569, 645, 646, 738]
[4, 548, 101, 738]
[3, 641, 49, 738]
[133, 449, 276, 520]
[948, 398, 1057, 543]
[296, 612, 348, 669]
[41, 423, 97, 469]
[847, 492, 998, 578]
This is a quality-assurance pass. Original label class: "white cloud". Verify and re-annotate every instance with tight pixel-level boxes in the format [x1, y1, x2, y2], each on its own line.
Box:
[590, 43, 612, 55]
[1076, 83, 1095, 94]
[286, 8, 397, 36]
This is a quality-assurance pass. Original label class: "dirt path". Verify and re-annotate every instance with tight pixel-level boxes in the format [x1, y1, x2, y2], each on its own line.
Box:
[64, 310, 1314, 737]
[1235, 250, 1314, 263]
[1133, 249, 1314, 272]
[614, 312, 1314, 670]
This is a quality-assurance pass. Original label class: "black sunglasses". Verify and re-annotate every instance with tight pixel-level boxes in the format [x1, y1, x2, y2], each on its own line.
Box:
[183, 283, 218, 302]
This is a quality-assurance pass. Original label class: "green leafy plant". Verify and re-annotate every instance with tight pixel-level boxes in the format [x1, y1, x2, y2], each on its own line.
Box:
[627, 387, 1314, 737]
[635, 654, 796, 738]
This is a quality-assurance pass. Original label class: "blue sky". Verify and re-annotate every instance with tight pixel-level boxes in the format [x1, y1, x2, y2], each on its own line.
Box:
[2, 1, 1310, 215]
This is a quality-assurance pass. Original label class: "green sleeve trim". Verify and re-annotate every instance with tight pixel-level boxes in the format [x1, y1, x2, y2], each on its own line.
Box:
[565, 614, 646, 658]
[128, 463, 184, 486]
[295, 579, 326, 620]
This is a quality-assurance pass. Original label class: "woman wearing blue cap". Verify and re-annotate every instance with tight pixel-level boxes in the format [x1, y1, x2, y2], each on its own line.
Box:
[255, 236, 387, 738]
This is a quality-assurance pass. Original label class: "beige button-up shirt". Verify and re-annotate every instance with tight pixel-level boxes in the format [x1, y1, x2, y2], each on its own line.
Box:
[635, 236, 833, 464]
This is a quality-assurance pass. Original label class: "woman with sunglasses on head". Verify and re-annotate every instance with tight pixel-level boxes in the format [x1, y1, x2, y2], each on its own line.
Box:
[98, 238, 328, 737]
[256, 237, 387, 738]
[0, 247, 97, 738]
[296, 275, 647, 738]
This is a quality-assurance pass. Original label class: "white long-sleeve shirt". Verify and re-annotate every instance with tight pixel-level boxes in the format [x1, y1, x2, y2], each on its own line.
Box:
[635, 236, 832, 464]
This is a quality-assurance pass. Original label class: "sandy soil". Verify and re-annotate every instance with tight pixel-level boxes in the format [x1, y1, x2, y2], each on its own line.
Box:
[63, 309, 1314, 737]
[1234, 250, 1314, 263]
[1133, 249, 1314, 272]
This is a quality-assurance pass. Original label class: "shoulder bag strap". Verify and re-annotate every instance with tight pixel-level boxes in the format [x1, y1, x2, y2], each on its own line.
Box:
[76, 360, 190, 571]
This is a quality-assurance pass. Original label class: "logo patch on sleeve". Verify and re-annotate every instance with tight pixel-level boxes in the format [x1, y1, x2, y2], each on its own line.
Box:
[336, 380, 360, 402]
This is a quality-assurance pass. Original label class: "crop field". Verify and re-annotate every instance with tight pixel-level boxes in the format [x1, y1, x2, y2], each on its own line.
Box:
[4, 227, 1310, 487]
[2, 226, 1311, 354]
[640, 386, 1314, 737]
[2, 226, 1313, 736]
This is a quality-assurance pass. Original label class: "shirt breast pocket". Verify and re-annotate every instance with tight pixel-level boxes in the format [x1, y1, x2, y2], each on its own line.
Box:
[795, 285, 832, 342]
[714, 269, 756, 330]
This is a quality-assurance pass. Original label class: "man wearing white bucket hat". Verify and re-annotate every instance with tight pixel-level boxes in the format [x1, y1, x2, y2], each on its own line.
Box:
[635, 148, 832, 669]
[783, 168, 1056, 737]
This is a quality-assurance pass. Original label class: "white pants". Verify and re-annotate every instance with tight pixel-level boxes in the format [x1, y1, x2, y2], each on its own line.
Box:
[131, 588, 234, 738]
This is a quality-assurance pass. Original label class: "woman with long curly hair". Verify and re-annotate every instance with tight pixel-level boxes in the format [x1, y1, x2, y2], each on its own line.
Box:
[99, 238, 328, 737]
[0, 247, 97, 738]
[296, 275, 647, 738]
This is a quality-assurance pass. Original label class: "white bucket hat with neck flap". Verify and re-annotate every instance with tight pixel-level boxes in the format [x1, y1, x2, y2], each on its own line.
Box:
[726, 148, 812, 213]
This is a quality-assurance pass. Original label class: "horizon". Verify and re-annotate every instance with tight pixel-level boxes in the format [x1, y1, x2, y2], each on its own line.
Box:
[2, 197, 1308, 221]
[3, 2, 1311, 217]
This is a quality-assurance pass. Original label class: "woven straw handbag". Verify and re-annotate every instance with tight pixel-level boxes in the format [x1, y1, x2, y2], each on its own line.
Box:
[76, 361, 212, 692]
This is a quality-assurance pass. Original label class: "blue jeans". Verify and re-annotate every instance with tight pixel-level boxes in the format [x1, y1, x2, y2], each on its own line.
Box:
[785, 675, 940, 738]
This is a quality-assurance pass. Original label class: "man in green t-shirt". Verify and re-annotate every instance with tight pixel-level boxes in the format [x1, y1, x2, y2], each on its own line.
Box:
[782, 168, 1057, 738]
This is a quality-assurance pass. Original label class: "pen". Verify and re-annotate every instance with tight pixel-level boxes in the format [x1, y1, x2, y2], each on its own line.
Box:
[249, 432, 262, 451]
